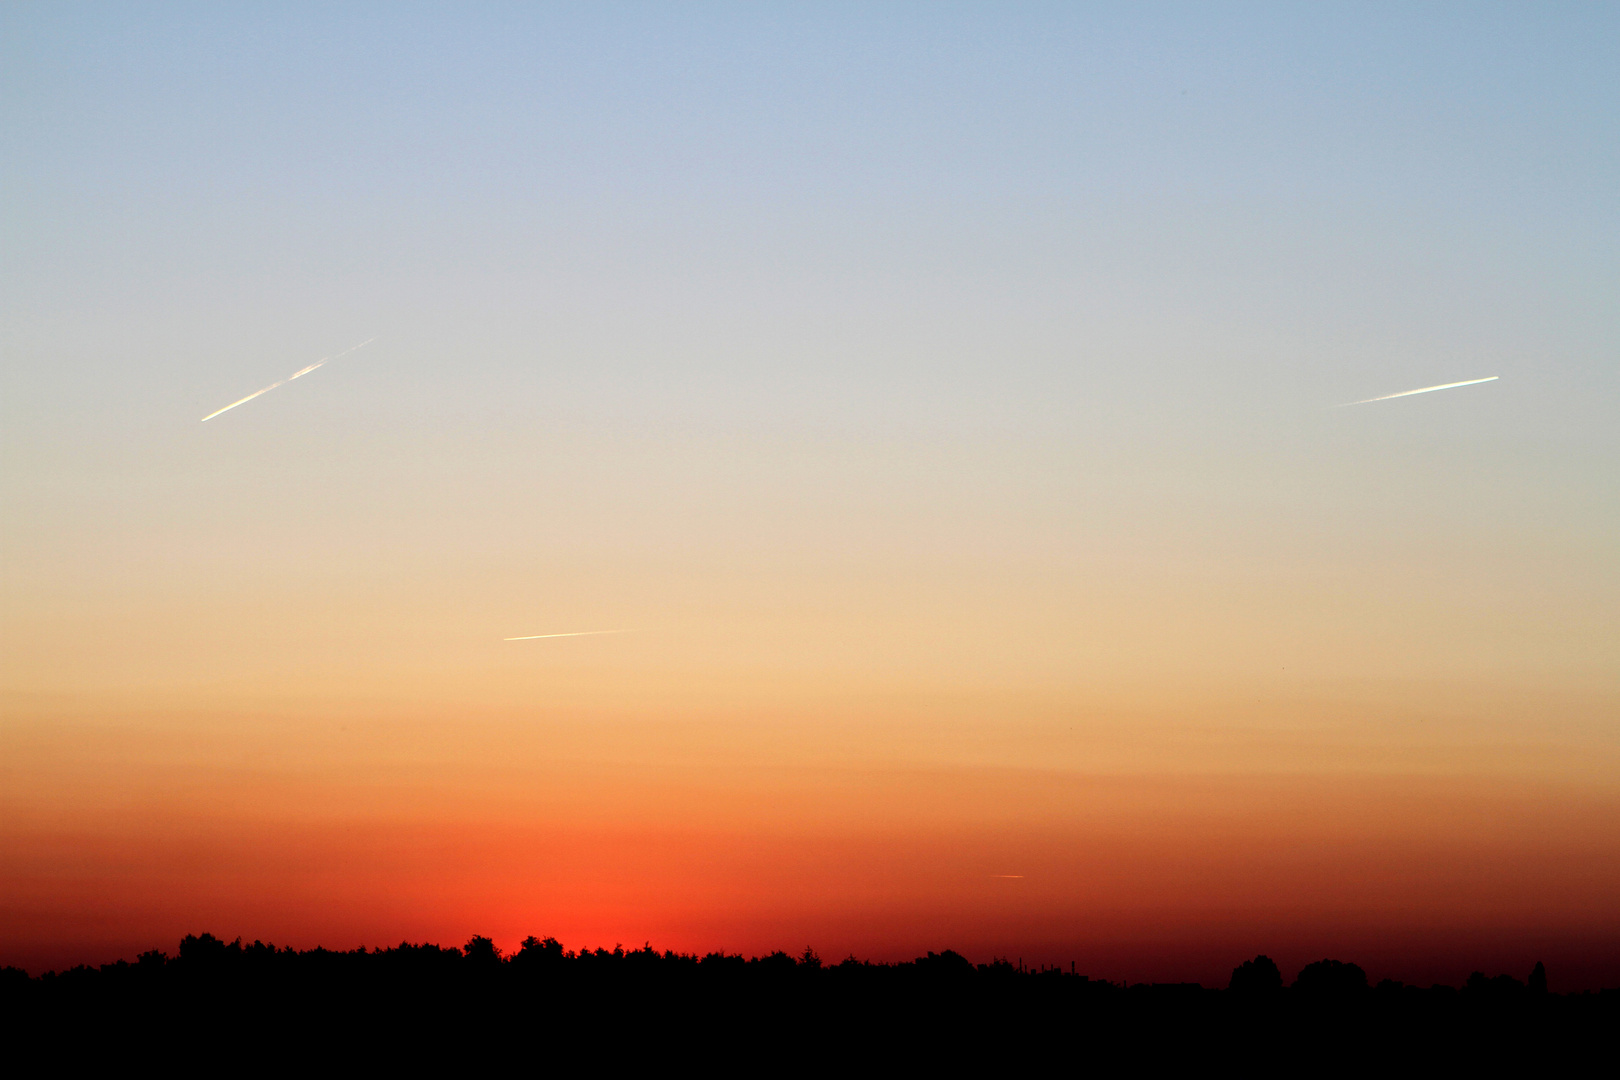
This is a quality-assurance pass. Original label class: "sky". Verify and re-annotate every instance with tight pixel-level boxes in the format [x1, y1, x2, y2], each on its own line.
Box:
[2, 2, 1618, 986]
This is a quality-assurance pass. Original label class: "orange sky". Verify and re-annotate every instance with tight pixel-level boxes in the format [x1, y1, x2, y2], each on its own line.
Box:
[6, 684, 1619, 986]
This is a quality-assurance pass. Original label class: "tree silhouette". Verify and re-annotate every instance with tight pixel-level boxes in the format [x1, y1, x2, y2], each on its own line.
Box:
[1229, 955, 1282, 994]
[1293, 959, 1368, 996]
[513, 935, 565, 969]
[2, 932, 1614, 1066]
[464, 936, 501, 967]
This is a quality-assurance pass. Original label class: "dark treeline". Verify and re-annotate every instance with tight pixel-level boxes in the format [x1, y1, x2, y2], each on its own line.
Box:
[4, 935, 1614, 1066]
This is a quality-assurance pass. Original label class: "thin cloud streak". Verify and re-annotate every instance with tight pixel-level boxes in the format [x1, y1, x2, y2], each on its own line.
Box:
[201, 338, 376, 421]
[1337, 375, 1498, 407]
[503, 630, 635, 641]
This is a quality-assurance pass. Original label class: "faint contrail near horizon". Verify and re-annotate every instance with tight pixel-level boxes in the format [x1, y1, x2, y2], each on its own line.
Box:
[504, 630, 635, 641]
[201, 338, 376, 421]
[1336, 375, 1498, 407]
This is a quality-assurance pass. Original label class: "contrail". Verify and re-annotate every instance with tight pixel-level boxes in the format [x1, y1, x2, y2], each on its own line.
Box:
[504, 630, 635, 641]
[201, 338, 376, 421]
[199, 380, 286, 422]
[1336, 375, 1498, 407]
[990, 874, 1025, 879]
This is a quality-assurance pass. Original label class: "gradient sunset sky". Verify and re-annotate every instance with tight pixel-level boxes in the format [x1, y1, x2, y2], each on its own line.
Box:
[3, 3, 1618, 986]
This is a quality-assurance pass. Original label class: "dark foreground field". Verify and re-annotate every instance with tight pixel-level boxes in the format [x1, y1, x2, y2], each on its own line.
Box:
[5, 935, 1615, 1068]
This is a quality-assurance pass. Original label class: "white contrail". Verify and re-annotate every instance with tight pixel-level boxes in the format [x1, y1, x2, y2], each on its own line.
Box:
[200, 380, 286, 422]
[201, 338, 377, 421]
[290, 337, 375, 379]
[504, 630, 635, 641]
[1337, 375, 1498, 407]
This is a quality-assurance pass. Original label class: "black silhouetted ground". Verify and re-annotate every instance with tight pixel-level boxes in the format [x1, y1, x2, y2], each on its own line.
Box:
[2, 937, 1613, 1068]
